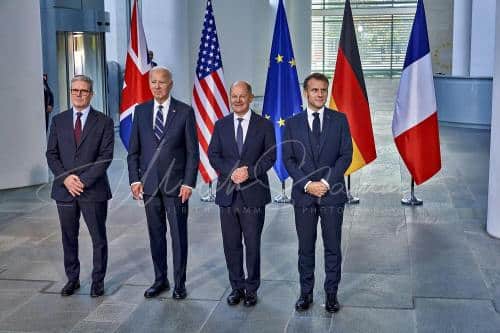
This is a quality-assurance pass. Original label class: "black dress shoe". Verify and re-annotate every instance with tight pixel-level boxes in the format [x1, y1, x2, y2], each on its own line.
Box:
[295, 293, 313, 311]
[144, 281, 170, 298]
[172, 286, 187, 300]
[61, 280, 80, 296]
[325, 293, 340, 313]
[90, 281, 104, 297]
[227, 289, 245, 306]
[243, 292, 257, 307]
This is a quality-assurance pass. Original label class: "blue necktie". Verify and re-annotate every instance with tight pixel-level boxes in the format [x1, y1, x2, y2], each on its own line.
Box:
[236, 118, 244, 155]
[154, 105, 164, 141]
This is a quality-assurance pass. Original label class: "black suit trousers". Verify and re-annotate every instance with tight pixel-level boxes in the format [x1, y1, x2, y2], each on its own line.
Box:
[219, 192, 265, 293]
[56, 200, 108, 283]
[294, 203, 344, 294]
[143, 193, 188, 287]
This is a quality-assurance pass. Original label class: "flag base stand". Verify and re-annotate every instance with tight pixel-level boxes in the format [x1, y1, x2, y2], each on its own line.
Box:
[273, 181, 291, 204]
[200, 182, 216, 202]
[346, 175, 360, 205]
[401, 178, 423, 206]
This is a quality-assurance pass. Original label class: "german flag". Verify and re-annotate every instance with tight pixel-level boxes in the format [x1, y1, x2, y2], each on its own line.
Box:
[330, 0, 376, 175]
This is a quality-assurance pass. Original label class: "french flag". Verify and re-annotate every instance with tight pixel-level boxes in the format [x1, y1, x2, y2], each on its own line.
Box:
[119, 0, 153, 150]
[392, 0, 441, 185]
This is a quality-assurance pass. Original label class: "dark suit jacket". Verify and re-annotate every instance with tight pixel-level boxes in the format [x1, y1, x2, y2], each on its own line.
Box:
[46, 107, 114, 202]
[283, 108, 352, 206]
[127, 98, 199, 196]
[208, 111, 276, 208]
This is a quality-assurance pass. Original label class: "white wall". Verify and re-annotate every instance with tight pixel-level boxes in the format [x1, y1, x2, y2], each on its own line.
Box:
[452, 0, 472, 75]
[0, 0, 48, 189]
[487, 2, 500, 237]
[470, 0, 496, 76]
[104, 0, 129, 66]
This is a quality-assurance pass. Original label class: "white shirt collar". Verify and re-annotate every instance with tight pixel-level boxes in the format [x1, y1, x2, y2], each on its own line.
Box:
[154, 96, 171, 112]
[73, 105, 91, 115]
[234, 109, 252, 122]
[306, 106, 325, 117]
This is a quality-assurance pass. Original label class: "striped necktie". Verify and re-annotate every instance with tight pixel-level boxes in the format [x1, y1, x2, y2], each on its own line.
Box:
[154, 105, 164, 141]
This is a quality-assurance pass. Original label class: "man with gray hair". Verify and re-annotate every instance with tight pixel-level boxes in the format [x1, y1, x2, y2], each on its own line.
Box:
[46, 74, 114, 298]
[127, 66, 199, 300]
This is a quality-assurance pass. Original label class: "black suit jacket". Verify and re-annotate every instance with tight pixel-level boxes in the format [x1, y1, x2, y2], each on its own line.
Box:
[208, 111, 276, 207]
[127, 98, 199, 196]
[46, 107, 114, 202]
[283, 108, 352, 206]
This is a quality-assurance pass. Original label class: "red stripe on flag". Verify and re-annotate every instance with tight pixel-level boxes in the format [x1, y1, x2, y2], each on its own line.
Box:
[199, 78, 224, 120]
[192, 86, 215, 133]
[196, 124, 209, 154]
[121, 54, 152, 113]
[198, 161, 211, 183]
[394, 112, 441, 185]
[333, 48, 376, 165]
[212, 71, 229, 113]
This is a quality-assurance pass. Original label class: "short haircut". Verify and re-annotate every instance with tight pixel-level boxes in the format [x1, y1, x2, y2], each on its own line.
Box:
[149, 66, 172, 81]
[230, 81, 253, 95]
[71, 75, 93, 92]
[303, 72, 329, 90]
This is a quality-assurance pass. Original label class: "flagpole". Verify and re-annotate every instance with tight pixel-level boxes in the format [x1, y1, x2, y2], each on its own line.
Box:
[401, 177, 423, 206]
[200, 181, 216, 202]
[273, 180, 291, 204]
[346, 175, 360, 204]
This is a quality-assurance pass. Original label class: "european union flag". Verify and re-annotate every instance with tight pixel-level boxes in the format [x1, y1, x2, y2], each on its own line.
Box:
[262, 0, 302, 182]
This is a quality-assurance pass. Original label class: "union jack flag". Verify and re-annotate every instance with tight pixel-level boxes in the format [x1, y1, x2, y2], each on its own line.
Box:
[192, 0, 230, 183]
[120, 0, 153, 150]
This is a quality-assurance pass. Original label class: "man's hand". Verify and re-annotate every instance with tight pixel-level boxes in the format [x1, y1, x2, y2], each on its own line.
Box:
[306, 181, 328, 198]
[231, 166, 249, 184]
[131, 183, 144, 200]
[179, 185, 193, 203]
[63, 174, 84, 197]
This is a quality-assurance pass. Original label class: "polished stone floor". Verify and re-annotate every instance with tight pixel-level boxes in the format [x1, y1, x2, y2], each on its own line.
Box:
[0, 78, 498, 332]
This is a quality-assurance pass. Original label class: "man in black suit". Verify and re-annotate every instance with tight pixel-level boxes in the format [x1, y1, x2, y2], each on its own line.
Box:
[127, 66, 199, 300]
[43, 73, 54, 132]
[208, 81, 276, 307]
[46, 74, 114, 298]
[283, 73, 352, 313]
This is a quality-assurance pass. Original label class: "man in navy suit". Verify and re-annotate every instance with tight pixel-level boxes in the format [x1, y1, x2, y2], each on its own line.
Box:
[46, 74, 114, 298]
[208, 81, 276, 307]
[283, 73, 352, 313]
[127, 66, 199, 300]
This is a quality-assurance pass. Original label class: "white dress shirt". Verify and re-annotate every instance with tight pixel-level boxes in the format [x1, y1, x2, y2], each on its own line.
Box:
[72, 105, 91, 129]
[152, 96, 171, 128]
[233, 109, 252, 143]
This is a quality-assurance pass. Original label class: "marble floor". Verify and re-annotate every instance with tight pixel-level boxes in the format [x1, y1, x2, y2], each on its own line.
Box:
[0, 78, 498, 332]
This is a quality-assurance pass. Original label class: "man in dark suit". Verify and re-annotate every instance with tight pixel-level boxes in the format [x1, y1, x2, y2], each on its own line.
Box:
[46, 74, 114, 298]
[208, 81, 276, 307]
[283, 73, 352, 313]
[43, 73, 54, 132]
[127, 66, 199, 300]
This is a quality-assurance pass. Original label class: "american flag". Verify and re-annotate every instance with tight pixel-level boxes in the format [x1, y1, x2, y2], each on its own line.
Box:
[192, 0, 229, 183]
[119, 0, 152, 150]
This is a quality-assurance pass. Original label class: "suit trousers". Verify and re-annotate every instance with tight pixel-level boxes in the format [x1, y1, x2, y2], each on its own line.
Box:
[143, 193, 188, 287]
[219, 192, 265, 293]
[294, 203, 344, 295]
[56, 200, 108, 283]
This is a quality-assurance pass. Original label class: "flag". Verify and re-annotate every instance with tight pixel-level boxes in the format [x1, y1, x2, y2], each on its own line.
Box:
[330, 0, 376, 175]
[262, 0, 302, 182]
[392, 0, 441, 185]
[119, 0, 153, 150]
[192, 0, 230, 183]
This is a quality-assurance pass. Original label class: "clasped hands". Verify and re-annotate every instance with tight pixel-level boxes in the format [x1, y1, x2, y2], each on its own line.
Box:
[64, 174, 85, 197]
[231, 166, 249, 185]
[306, 181, 329, 198]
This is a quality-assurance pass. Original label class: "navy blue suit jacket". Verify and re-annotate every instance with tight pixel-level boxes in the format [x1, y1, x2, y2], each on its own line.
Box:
[46, 108, 114, 202]
[208, 112, 276, 208]
[283, 108, 352, 206]
[127, 98, 199, 196]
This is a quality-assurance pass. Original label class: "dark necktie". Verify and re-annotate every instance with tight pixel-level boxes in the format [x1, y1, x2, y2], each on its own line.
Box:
[312, 112, 321, 160]
[154, 105, 164, 141]
[74, 112, 83, 145]
[236, 118, 244, 155]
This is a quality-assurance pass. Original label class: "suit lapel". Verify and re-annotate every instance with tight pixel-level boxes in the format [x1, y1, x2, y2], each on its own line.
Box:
[298, 112, 316, 163]
[227, 113, 240, 157]
[64, 109, 77, 150]
[240, 112, 257, 158]
[157, 98, 178, 143]
[77, 108, 97, 149]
